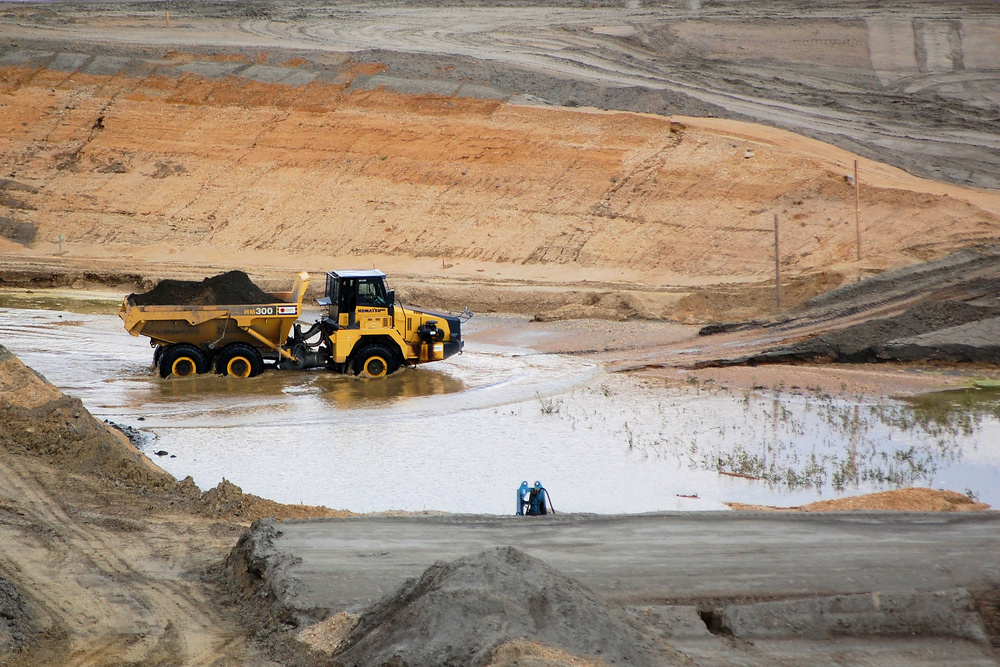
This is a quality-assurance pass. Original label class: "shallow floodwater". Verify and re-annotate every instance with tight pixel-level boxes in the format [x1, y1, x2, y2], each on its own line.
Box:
[3, 307, 999, 514]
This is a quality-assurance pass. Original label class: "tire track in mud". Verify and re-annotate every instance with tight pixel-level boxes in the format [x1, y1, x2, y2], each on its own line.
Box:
[0, 456, 153, 663]
[0, 453, 248, 666]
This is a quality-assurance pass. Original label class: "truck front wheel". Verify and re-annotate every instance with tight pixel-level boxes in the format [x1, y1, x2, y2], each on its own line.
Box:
[215, 343, 264, 378]
[159, 344, 209, 378]
[352, 345, 399, 378]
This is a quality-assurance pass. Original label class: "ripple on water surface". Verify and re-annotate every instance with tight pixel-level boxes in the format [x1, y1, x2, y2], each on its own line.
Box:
[2, 308, 998, 514]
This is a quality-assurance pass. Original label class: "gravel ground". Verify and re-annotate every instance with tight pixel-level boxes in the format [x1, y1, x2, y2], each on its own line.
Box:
[227, 512, 1000, 665]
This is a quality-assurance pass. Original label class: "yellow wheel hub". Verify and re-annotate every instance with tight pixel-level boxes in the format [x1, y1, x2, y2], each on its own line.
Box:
[226, 356, 253, 378]
[363, 356, 388, 378]
[171, 356, 197, 377]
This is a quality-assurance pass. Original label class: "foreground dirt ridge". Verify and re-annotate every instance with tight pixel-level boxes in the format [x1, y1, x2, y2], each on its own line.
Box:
[0, 337, 996, 665]
[0, 343, 351, 666]
[229, 514, 1000, 666]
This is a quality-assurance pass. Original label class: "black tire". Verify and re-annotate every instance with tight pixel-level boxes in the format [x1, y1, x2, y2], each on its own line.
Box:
[152, 345, 164, 367]
[158, 344, 209, 379]
[215, 343, 264, 378]
[351, 344, 399, 378]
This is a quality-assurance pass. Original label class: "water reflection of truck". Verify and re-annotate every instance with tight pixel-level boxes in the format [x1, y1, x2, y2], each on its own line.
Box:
[120, 270, 469, 378]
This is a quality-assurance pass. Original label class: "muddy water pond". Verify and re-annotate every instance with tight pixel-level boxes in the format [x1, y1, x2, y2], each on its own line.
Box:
[2, 307, 999, 513]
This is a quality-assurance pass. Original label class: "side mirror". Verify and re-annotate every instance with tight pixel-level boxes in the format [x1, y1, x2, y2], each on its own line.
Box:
[386, 289, 396, 328]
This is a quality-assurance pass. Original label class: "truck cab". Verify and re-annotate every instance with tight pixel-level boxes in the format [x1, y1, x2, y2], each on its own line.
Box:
[300, 270, 465, 377]
[321, 270, 393, 330]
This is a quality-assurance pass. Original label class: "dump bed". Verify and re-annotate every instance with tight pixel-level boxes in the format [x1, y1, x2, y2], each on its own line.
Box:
[120, 272, 310, 352]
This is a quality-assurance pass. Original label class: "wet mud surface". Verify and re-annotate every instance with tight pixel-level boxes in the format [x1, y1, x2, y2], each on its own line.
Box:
[3, 306, 1000, 514]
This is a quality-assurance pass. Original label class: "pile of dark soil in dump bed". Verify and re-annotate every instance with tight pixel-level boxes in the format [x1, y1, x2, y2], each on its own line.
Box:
[730, 301, 1000, 365]
[128, 270, 274, 306]
[331, 546, 683, 667]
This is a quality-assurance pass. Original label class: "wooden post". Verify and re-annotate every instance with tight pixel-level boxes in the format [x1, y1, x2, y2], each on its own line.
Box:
[854, 159, 861, 261]
[774, 213, 781, 309]
[166, 10, 171, 28]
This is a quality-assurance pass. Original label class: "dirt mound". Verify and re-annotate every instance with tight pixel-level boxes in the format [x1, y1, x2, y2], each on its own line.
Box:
[199, 478, 351, 522]
[129, 270, 274, 306]
[727, 487, 992, 512]
[0, 344, 356, 664]
[486, 639, 605, 667]
[727, 301, 1000, 365]
[803, 247, 1000, 317]
[0, 343, 345, 523]
[877, 316, 1000, 363]
[679, 272, 846, 324]
[0, 344, 175, 490]
[686, 248, 1000, 368]
[331, 546, 683, 667]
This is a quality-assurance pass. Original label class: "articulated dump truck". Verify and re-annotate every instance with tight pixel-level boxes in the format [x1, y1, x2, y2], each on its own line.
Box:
[120, 270, 468, 378]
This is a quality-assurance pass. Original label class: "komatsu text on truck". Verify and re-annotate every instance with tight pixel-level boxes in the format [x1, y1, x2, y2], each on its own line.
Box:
[120, 270, 468, 378]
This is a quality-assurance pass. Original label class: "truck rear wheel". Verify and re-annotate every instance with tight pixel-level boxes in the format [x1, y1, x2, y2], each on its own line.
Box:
[159, 344, 209, 378]
[215, 343, 264, 378]
[352, 345, 399, 378]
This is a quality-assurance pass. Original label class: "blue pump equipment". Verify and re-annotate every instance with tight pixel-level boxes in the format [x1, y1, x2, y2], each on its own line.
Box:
[516, 480, 555, 516]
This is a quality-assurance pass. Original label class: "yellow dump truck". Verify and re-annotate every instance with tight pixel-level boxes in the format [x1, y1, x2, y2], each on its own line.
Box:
[120, 270, 467, 378]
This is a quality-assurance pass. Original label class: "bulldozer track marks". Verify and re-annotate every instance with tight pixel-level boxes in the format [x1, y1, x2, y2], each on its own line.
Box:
[0, 452, 250, 666]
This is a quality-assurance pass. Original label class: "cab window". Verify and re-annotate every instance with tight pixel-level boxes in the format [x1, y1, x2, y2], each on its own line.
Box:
[357, 278, 387, 307]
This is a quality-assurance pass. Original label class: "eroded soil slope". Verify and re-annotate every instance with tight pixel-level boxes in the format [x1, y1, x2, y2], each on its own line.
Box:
[1, 56, 999, 323]
[2, 0, 999, 189]
[685, 246, 1000, 368]
[0, 344, 345, 666]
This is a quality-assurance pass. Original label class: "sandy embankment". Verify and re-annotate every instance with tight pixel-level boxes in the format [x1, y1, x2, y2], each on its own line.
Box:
[4, 54, 1000, 396]
[727, 487, 992, 512]
[2, 55, 1000, 324]
[0, 342, 347, 665]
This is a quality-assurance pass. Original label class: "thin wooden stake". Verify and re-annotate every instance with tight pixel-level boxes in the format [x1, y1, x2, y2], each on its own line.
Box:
[166, 10, 171, 28]
[854, 159, 861, 261]
[774, 213, 781, 309]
